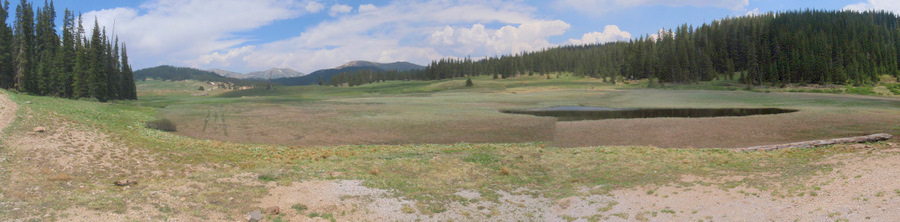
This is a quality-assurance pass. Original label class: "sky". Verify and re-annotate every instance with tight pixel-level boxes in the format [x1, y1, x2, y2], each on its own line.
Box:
[5, 0, 900, 73]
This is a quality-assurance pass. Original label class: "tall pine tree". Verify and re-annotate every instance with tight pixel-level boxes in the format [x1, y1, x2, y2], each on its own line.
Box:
[0, 0, 13, 89]
[13, 0, 35, 93]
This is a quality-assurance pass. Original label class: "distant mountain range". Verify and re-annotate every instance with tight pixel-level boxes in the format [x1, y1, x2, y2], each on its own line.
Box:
[273, 61, 425, 86]
[136, 61, 425, 87]
[209, 68, 304, 80]
[134, 65, 265, 88]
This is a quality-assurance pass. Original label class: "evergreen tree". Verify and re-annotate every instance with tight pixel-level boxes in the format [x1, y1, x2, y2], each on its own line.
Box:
[71, 14, 89, 99]
[88, 18, 108, 102]
[0, 0, 13, 89]
[120, 43, 136, 100]
[465, 77, 473, 87]
[56, 9, 74, 97]
[13, 0, 35, 92]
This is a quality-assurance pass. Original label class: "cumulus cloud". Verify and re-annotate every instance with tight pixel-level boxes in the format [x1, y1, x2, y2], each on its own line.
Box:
[558, 0, 749, 14]
[188, 46, 256, 67]
[565, 25, 631, 45]
[843, 0, 900, 13]
[329, 4, 352, 16]
[306, 1, 324, 13]
[83, 0, 304, 69]
[427, 20, 570, 55]
[200, 0, 567, 72]
[745, 8, 760, 16]
[359, 4, 377, 13]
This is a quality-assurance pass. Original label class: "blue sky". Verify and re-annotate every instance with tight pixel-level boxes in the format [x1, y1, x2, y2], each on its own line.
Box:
[5, 0, 896, 73]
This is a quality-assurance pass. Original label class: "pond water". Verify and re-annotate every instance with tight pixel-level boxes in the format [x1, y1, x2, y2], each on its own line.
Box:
[500, 107, 798, 121]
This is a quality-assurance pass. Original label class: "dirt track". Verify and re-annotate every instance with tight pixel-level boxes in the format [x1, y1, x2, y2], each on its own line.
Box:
[0, 91, 16, 134]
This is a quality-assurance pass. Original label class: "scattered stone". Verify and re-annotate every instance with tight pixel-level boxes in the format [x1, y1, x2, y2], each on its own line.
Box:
[265, 206, 281, 215]
[24, 101, 31, 104]
[848, 144, 870, 149]
[113, 179, 138, 186]
[32, 127, 46, 133]
[245, 210, 263, 222]
[557, 196, 576, 210]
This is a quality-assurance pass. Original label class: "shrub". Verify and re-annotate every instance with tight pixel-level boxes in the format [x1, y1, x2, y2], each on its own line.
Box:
[291, 203, 308, 213]
[465, 77, 474, 87]
[198, 86, 205, 91]
[145, 119, 176, 131]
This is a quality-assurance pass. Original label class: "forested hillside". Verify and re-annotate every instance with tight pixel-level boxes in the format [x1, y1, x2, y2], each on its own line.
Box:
[0, 0, 136, 101]
[420, 10, 900, 86]
[135, 65, 266, 89]
[273, 61, 424, 86]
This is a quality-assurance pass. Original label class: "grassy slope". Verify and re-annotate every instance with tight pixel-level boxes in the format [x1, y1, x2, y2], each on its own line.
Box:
[1, 76, 898, 219]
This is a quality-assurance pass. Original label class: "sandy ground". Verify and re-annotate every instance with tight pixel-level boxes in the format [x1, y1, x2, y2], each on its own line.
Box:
[249, 145, 899, 221]
[1, 91, 899, 221]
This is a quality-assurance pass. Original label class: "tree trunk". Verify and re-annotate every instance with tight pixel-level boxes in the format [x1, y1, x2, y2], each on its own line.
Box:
[736, 133, 893, 152]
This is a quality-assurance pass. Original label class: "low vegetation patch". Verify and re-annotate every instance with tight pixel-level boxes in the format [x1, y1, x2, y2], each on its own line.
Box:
[145, 118, 177, 131]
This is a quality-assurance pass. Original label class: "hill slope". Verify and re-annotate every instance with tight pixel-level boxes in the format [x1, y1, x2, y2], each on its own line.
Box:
[135, 65, 264, 87]
[337, 61, 425, 71]
[247, 68, 305, 79]
[273, 61, 424, 86]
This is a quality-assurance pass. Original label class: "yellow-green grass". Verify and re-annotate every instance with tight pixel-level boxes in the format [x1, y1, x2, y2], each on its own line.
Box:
[0, 88, 886, 219]
[2, 75, 900, 219]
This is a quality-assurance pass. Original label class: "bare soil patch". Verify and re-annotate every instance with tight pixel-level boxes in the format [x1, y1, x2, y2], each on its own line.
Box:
[0, 91, 15, 133]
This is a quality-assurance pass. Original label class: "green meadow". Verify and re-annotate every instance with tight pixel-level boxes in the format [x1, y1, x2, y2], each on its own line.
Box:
[2, 75, 899, 220]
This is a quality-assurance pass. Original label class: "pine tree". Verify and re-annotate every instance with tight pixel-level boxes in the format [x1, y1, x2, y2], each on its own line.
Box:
[465, 77, 473, 87]
[34, 0, 57, 95]
[14, 0, 35, 93]
[120, 43, 136, 100]
[88, 18, 108, 102]
[0, 0, 13, 89]
[56, 9, 74, 97]
[71, 15, 89, 99]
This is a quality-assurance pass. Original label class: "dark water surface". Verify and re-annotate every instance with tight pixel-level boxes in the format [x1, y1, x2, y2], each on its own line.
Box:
[500, 107, 798, 121]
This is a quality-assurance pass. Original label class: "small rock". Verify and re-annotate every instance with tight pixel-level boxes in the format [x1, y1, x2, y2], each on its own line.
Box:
[113, 179, 138, 186]
[265, 206, 281, 215]
[245, 210, 263, 222]
[848, 144, 870, 149]
[32, 127, 46, 133]
[24, 101, 31, 104]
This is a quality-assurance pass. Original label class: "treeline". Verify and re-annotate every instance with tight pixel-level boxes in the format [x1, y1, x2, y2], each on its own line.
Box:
[0, 0, 136, 101]
[134, 65, 267, 89]
[421, 10, 900, 86]
[326, 69, 424, 87]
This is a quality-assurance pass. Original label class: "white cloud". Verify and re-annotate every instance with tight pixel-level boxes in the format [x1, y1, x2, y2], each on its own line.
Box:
[306, 1, 324, 13]
[745, 8, 760, 16]
[428, 20, 570, 55]
[565, 25, 631, 45]
[188, 46, 256, 68]
[196, 0, 565, 73]
[84, 0, 304, 69]
[329, 4, 352, 16]
[843, 0, 900, 13]
[558, 0, 749, 14]
[359, 4, 377, 13]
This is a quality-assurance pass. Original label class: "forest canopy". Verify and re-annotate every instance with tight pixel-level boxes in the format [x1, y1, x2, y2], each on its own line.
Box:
[331, 10, 900, 87]
[0, 0, 135, 101]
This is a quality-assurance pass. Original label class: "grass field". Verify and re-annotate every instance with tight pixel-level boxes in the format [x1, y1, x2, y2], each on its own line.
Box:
[1, 75, 899, 220]
[136, 75, 900, 148]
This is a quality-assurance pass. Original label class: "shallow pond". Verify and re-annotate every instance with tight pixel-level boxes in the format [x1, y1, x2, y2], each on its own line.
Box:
[500, 107, 798, 121]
